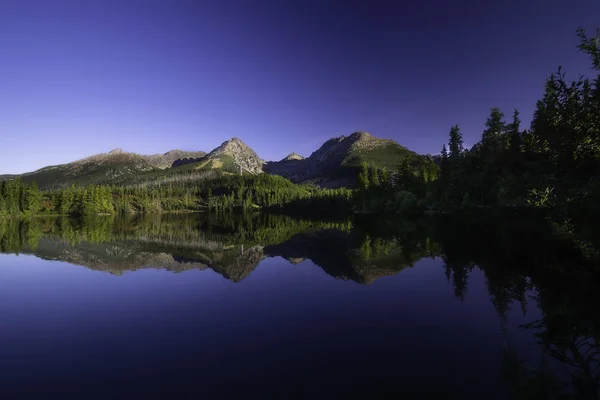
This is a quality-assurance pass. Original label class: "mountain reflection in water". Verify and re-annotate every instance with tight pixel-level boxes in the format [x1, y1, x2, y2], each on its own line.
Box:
[0, 213, 598, 399]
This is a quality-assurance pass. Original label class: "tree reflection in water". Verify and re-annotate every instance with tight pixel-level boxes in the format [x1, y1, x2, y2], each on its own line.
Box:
[1, 212, 599, 398]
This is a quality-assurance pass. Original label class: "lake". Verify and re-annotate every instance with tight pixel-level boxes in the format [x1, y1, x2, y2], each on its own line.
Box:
[0, 214, 598, 399]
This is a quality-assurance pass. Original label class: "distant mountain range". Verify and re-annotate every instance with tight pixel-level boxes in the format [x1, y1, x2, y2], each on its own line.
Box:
[0, 132, 436, 189]
[0, 148, 206, 189]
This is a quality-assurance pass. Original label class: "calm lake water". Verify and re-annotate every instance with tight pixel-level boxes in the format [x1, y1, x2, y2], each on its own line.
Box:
[0, 214, 598, 399]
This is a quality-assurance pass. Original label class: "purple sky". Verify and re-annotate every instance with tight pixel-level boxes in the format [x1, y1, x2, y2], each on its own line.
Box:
[1, 0, 599, 174]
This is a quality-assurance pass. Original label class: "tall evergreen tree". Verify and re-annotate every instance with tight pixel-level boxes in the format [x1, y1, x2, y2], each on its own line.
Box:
[508, 109, 522, 153]
[448, 125, 464, 160]
[358, 162, 370, 191]
[482, 108, 506, 148]
[24, 182, 42, 215]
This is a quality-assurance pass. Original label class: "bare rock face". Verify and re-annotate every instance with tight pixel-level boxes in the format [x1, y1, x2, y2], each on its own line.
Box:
[206, 138, 264, 174]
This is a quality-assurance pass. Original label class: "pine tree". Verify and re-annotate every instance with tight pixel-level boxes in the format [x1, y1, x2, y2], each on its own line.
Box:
[380, 167, 390, 189]
[483, 108, 506, 147]
[19, 182, 27, 213]
[508, 109, 522, 152]
[370, 165, 381, 188]
[358, 162, 370, 191]
[448, 125, 464, 161]
[24, 182, 42, 215]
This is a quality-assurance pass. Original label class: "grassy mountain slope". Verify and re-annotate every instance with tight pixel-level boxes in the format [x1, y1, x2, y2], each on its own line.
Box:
[0, 148, 207, 189]
[265, 132, 432, 187]
[0, 150, 156, 189]
[183, 153, 238, 173]
[144, 150, 207, 169]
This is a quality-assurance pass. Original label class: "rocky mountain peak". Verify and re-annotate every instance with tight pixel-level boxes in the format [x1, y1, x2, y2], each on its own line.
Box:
[349, 131, 371, 140]
[282, 152, 305, 161]
[109, 148, 124, 154]
[208, 138, 264, 174]
[217, 137, 249, 151]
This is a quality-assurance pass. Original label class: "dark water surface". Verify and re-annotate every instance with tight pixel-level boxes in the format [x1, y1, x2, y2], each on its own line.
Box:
[0, 214, 598, 399]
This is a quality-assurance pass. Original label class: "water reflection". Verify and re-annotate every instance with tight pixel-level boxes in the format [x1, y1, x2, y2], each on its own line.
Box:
[0, 214, 432, 283]
[432, 216, 600, 399]
[0, 213, 599, 398]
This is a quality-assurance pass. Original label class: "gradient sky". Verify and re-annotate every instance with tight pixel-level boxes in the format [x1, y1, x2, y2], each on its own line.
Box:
[1, 0, 599, 174]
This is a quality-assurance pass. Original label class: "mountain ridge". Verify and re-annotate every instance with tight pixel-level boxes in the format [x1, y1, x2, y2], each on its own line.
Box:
[145, 149, 207, 169]
[1, 132, 436, 188]
[265, 131, 433, 187]
[0, 148, 206, 188]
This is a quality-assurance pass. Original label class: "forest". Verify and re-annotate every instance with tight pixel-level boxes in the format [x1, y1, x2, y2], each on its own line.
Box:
[1, 28, 599, 222]
[358, 27, 600, 218]
[0, 173, 354, 216]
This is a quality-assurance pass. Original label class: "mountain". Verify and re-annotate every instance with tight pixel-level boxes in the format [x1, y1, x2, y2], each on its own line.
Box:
[2, 149, 157, 188]
[206, 138, 264, 174]
[281, 152, 305, 161]
[1, 132, 434, 189]
[144, 150, 207, 169]
[0, 174, 17, 181]
[265, 132, 431, 187]
[180, 138, 264, 174]
[0, 138, 264, 188]
[0, 148, 206, 189]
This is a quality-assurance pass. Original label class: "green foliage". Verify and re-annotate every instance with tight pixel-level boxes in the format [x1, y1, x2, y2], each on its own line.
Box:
[448, 125, 464, 160]
[386, 191, 418, 214]
[431, 27, 600, 219]
[437, 126, 467, 210]
[205, 173, 354, 213]
[577, 27, 600, 70]
[353, 157, 436, 214]
[526, 187, 555, 208]
[342, 142, 422, 170]
[0, 179, 44, 216]
[0, 171, 355, 217]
